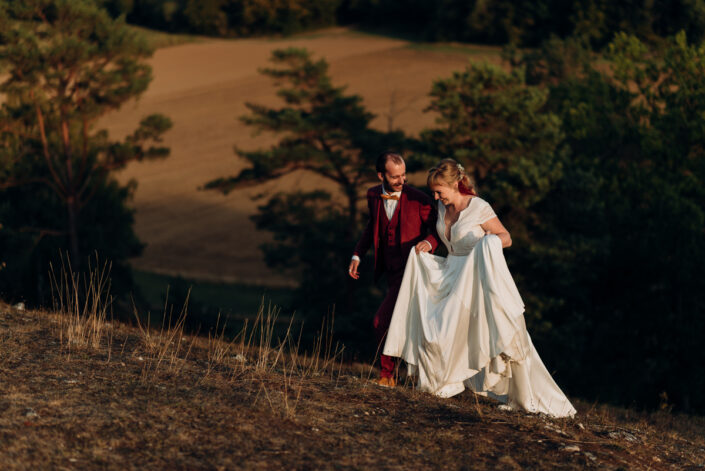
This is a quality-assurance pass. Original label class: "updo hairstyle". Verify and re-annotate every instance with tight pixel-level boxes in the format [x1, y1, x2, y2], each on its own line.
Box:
[427, 158, 477, 196]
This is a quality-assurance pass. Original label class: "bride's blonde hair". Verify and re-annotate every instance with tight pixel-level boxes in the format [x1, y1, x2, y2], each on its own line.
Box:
[427, 158, 477, 196]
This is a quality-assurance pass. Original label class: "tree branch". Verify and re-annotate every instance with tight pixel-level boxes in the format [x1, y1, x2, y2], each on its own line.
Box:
[0, 176, 58, 190]
[316, 136, 352, 189]
[0, 123, 34, 140]
[34, 99, 67, 195]
[18, 226, 65, 237]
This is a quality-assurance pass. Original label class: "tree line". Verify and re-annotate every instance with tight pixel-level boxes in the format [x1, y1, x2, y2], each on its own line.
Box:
[101, 0, 338, 36]
[1, 0, 704, 413]
[101, 0, 705, 48]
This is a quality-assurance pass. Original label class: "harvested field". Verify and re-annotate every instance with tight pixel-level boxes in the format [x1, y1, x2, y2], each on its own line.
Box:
[1, 301, 703, 470]
[101, 28, 502, 286]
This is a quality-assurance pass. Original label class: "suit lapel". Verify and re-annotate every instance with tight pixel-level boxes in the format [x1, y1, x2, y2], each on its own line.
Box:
[398, 185, 407, 237]
[373, 185, 383, 249]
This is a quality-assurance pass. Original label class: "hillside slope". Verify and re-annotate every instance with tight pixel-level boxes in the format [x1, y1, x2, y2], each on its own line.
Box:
[100, 28, 501, 286]
[1, 302, 702, 470]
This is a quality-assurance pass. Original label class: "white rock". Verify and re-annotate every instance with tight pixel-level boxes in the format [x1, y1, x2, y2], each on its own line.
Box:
[545, 424, 570, 437]
[608, 430, 639, 443]
[562, 445, 580, 453]
[234, 354, 247, 363]
[14, 303, 25, 311]
[623, 432, 638, 443]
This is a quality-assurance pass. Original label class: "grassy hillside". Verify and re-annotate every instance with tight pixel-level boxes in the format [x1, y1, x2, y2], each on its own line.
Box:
[1, 300, 703, 470]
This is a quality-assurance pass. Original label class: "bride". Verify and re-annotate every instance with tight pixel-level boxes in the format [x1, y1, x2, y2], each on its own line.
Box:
[383, 159, 576, 418]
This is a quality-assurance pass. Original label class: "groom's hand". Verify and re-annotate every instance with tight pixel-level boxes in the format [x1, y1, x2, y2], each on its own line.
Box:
[415, 240, 432, 254]
[348, 259, 360, 280]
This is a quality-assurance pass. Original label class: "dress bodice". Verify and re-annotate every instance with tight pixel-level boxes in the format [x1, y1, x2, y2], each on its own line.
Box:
[437, 197, 497, 255]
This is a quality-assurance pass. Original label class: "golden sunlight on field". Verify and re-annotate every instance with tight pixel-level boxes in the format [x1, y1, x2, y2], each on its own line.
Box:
[101, 28, 501, 286]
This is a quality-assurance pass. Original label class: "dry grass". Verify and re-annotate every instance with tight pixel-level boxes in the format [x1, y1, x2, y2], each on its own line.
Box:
[0, 298, 703, 470]
[132, 289, 198, 383]
[49, 255, 114, 355]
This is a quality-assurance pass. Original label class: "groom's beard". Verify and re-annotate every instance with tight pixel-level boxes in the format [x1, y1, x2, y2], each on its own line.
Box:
[383, 176, 405, 193]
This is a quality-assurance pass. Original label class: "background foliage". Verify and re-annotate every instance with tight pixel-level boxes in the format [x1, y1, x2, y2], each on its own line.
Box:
[102, 0, 340, 36]
[340, 0, 705, 47]
[508, 32, 705, 412]
[102, 0, 705, 47]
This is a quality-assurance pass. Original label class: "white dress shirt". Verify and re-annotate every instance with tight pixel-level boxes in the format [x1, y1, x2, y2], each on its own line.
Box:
[382, 187, 402, 220]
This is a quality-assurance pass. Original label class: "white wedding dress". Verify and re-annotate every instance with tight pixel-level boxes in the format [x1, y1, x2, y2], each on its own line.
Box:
[383, 197, 576, 418]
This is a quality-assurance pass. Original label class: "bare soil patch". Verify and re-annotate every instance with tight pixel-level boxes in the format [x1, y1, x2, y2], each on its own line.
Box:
[101, 28, 499, 285]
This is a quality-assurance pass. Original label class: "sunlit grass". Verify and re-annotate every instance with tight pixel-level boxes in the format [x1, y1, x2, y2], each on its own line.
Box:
[49, 254, 114, 355]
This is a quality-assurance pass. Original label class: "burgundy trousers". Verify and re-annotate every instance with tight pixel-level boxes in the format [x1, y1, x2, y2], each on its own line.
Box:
[373, 269, 404, 378]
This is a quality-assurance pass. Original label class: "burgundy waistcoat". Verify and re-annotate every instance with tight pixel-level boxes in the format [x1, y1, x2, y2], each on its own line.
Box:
[378, 203, 404, 273]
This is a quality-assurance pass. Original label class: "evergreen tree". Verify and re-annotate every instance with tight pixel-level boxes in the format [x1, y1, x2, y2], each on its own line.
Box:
[204, 48, 406, 350]
[0, 0, 172, 301]
[422, 63, 564, 241]
[178, 0, 228, 35]
[514, 32, 705, 411]
[204, 48, 406, 236]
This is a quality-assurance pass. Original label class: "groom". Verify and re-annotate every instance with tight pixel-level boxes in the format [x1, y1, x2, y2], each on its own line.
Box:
[348, 151, 439, 387]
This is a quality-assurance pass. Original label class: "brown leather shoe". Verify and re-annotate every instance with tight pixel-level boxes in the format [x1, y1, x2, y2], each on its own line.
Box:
[375, 377, 396, 388]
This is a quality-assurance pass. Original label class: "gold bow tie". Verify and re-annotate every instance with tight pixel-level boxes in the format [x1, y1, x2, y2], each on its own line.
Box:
[381, 194, 399, 201]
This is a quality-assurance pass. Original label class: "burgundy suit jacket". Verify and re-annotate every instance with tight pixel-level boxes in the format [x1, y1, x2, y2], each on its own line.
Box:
[353, 184, 439, 280]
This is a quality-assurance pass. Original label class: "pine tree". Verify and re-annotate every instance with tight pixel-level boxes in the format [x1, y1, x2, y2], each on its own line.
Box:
[0, 0, 172, 270]
[204, 48, 406, 346]
[422, 62, 564, 238]
[204, 47, 405, 240]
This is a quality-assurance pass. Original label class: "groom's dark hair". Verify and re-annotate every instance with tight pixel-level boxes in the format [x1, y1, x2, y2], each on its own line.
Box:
[376, 151, 405, 174]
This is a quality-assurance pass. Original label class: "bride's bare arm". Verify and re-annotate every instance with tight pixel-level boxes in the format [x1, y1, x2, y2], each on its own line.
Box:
[481, 217, 512, 248]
